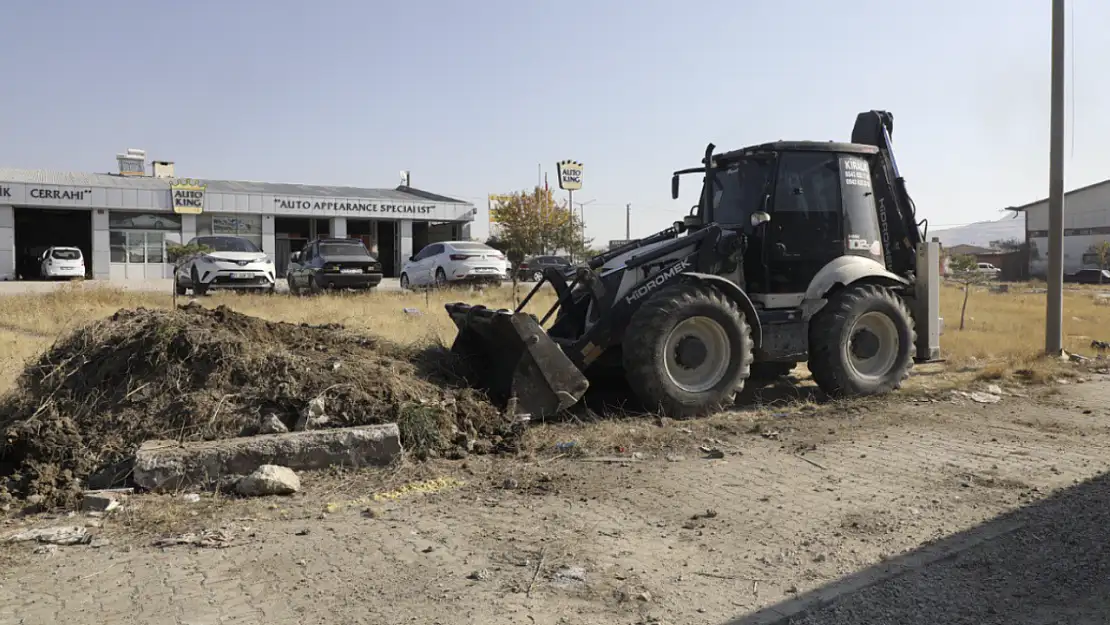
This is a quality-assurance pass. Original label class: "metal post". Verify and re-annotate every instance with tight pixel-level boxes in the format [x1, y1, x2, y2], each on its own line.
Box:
[626, 203, 631, 239]
[1046, 0, 1066, 355]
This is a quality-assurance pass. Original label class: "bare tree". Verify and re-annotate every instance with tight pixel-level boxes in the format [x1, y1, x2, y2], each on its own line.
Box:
[948, 254, 990, 331]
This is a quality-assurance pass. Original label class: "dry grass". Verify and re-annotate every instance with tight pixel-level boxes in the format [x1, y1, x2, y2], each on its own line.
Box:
[0, 279, 1105, 397]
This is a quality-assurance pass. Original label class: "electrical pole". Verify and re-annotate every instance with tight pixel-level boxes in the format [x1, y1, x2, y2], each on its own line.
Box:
[1046, 0, 1066, 355]
[626, 203, 631, 239]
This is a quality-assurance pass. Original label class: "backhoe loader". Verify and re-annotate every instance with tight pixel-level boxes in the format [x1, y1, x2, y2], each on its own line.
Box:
[445, 110, 942, 419]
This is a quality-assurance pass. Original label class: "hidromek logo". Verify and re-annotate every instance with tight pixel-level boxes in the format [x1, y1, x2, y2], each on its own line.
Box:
[625, 259, 691, 305]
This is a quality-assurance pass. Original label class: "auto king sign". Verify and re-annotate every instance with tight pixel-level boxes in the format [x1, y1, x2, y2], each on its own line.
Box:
[556, 160, 584, 191]
[170, 179, 206, 215]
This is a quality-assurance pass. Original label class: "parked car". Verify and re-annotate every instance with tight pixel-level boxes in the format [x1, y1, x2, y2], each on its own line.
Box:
[400, 241, 509, 289]
[517, 255, 573, 282]
[39, 246, 86, 280]
[286, 237, 383, 295]
[175, 235, 276, 296]
[976, 262, 1001, 277]
[1065, 268, 1110, 284]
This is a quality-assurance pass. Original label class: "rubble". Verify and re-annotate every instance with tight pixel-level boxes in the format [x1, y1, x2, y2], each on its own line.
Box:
[236, 465, 301, 497]
[0, 305, 507, 506]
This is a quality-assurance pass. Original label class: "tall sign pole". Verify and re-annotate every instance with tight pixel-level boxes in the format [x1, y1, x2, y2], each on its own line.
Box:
[1046, 0, 1066, 355]
[556, 160, 585, 259]
[626, 203, 631, 239]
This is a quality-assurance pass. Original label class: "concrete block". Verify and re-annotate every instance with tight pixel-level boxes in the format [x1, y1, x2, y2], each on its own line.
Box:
[133, 424, 402, 492]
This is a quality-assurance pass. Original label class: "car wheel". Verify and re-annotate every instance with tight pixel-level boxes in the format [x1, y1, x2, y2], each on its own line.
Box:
[400, 273, 410, 290]
[175, 279, 187, 296]
[288, 277, 300, 296]
[531, 270, 543, 282]
[191, 268, 208, 296]
[434, 268, 447, 288]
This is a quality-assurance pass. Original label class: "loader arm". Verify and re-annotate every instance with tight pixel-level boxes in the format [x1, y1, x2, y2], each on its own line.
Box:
[851, 110, 925, 278]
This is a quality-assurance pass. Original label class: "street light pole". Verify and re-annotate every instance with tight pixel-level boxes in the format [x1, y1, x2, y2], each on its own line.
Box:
[572, 199, 596, 258]
[1046, 0, 1066, 355]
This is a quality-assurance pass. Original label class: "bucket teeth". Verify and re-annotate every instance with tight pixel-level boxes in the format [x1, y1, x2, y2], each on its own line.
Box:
[445, 303, 589, 418]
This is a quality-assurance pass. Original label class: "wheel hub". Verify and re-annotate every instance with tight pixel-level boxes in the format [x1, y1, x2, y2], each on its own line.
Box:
[845, 311, 900, 380]
[662, 316, 731, 394]
[850, 329, 881, 360]
[674, 336, 708, 369]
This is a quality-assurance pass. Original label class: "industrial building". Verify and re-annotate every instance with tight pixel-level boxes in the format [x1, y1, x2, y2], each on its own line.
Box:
[0, 149, 476, 281]
[1014, 178, 1110, 277]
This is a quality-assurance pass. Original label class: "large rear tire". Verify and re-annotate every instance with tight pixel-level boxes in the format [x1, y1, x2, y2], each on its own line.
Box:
[622, 282, 753, 418]
[808, 283, 915, 398]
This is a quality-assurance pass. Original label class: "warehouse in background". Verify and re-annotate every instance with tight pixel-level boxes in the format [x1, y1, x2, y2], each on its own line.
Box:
[0, 151, 476, 281]
[1011, 178, 1110, 278]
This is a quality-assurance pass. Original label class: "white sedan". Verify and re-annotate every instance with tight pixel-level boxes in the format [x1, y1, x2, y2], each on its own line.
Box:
[400, 241, 509, 289]
[39, 246, 86, 280]
[175, 235, 276, 295]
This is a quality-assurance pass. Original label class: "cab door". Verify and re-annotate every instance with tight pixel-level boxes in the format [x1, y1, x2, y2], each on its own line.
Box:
[762, 151, 845, 294]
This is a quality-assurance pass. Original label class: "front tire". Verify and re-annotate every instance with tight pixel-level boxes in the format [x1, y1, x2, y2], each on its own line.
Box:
[191, 268, 208, 296]
[807, 283, 915, 398]
[434, 268, 447, 288]
[531, 270, 543, 282]
[622, 282, 753, 418]
[400, 273, 410, 290]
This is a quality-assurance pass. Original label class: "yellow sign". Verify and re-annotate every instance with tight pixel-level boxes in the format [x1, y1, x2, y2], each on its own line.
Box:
[170, 179, 207, 215]
[556, 160, 584, 191]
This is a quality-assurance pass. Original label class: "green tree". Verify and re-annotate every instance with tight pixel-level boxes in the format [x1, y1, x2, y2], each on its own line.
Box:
[1087, 241, 1110, 283]
[489, 187, 584, 259]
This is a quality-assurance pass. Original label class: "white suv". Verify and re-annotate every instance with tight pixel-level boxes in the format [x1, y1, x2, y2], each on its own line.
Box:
[175, 235, 276, 295]
[400, 241, 509, 289]
[40, 247, 86, 280]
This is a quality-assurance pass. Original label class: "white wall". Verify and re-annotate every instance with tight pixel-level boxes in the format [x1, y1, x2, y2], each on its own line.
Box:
[1024, 182, 1110, 276]
[0, 205, 13, 280]
[0, 181, 476, 224]
[91, 209, 111, 279]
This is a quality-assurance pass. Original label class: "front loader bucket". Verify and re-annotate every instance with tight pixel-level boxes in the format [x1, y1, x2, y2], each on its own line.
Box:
[444, 303, 589, 418]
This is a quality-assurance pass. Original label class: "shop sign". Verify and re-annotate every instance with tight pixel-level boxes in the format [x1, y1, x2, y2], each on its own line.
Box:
[272, 198, 435, 215]
[556, 160, 584, 191]
[30, 188, 92, 201]
[0, 187, 10, 198]
[171, 179, 206, 215]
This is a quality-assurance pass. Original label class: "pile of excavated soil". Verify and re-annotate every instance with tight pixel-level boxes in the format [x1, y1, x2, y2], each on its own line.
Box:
[0, 304, 508, 507]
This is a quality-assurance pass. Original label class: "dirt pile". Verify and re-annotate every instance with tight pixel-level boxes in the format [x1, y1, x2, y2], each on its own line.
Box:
[0, 304, 507, 506]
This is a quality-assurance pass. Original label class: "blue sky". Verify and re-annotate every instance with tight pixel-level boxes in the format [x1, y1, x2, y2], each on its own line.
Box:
[1, 0, 1106, 245]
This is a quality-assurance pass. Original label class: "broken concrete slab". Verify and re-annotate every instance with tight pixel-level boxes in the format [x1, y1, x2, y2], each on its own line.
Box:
[236, 465, 300, 496]
[80, 490, 128, 513]
[133, 423, 402, 492]
[4, 526, 91, 546]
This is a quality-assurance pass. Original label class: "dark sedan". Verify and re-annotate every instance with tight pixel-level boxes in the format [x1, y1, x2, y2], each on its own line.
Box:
[517, 255, 573, 282]
[1066, 268, 1110, 284]
[287, 238, 383, 295]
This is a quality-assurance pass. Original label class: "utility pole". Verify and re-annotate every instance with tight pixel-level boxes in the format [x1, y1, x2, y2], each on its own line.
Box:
[626, 203, 631, 239]
[1046, 0, 1066, 355]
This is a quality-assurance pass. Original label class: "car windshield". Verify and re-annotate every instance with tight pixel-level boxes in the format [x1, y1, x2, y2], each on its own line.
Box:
[194, 236, 261, 253]
[320, 242, 370, 257]
[51, 249, 81, 260]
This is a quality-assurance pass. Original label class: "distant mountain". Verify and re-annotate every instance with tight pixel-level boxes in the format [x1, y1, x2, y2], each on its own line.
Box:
[929, 214, 1024, 248]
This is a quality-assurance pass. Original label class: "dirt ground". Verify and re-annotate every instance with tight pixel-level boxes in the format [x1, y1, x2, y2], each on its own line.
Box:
[2, 376, 1110, 625]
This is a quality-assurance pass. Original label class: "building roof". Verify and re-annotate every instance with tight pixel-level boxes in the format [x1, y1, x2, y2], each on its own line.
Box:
[1006, 178, 1110, 212]
[0, 167, 471, 204]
